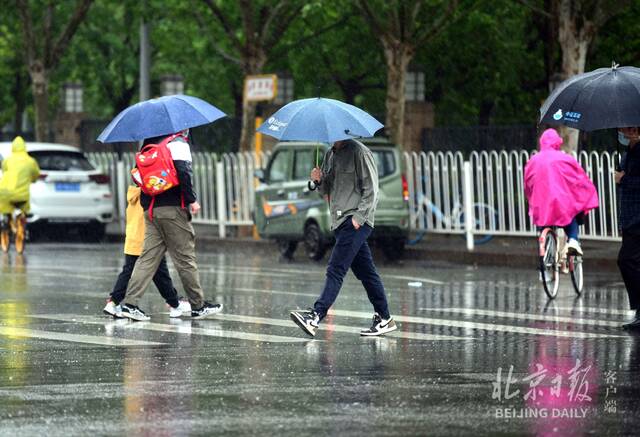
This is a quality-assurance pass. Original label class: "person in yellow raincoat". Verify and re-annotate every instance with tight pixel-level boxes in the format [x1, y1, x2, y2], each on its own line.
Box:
[102, 185, 191, 318]
[0, 136, 40, 215]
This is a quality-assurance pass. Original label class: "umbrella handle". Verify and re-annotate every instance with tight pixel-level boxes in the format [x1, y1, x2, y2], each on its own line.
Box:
[308, 180, 318, 191]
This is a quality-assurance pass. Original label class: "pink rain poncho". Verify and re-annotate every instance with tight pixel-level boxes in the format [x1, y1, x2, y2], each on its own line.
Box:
[524, 129, 598, 226]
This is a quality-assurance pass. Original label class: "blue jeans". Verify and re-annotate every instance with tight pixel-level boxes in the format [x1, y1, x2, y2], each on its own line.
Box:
[314, 218, 390, 320]
[537, 216, 580, 241]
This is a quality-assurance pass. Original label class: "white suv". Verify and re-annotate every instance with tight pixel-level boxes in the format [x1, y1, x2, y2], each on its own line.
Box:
[0, 142, 114, 240]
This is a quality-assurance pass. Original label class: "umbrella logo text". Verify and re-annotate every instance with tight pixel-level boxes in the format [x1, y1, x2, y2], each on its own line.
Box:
[267, 117, 288, 132]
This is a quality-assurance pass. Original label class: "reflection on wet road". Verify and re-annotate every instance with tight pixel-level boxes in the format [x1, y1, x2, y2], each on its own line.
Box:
[0, 244, 638, 436]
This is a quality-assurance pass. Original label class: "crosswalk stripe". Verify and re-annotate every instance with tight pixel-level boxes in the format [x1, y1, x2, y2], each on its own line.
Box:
[29, 315, 308, 343]
[328, 309, 624, 339]
[0, 326, 164, 347]
[215, 313, 470, 341]
[421, 308, 622, 327]
[384, 274, 444, 285]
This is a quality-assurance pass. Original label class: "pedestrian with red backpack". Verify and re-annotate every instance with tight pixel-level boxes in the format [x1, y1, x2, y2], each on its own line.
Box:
[119, 130, 222, 321]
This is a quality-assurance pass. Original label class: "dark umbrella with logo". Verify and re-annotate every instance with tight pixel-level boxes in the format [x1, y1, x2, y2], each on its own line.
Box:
[539, 64, 640, 132]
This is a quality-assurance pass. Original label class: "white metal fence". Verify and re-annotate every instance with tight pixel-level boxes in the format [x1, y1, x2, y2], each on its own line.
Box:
[87, 151, 270, 237]
[89, 149, 621, 244]
[404, 150, 621, 244]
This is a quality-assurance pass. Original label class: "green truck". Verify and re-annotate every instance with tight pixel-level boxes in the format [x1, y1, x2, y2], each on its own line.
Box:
[254, 138, 410, 261]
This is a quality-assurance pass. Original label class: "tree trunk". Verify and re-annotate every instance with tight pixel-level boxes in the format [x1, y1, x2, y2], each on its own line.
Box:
[382, 39, 412, 150]
[238, 52, 266, 153]
[556, 0, 594, 151]
[29, 60, 49, 142]
[12, 70, 27, 135]
[239, 99, 258, 152]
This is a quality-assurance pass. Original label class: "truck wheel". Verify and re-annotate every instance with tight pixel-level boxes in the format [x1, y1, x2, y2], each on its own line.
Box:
[277, 240, 298, 260]
[304, 222, 327, 261]
[381, 239, 405, 261]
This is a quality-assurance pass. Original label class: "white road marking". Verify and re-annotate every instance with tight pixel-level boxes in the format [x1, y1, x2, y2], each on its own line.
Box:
[554, 307, 634, 317]
[384, 274, 444, 285]
[30, 314, 307, 343]
[421, 308, 622, 327]
[215, 313, 470, 341]
[328, 309, 624, 339]
[0, 326, 164, 347]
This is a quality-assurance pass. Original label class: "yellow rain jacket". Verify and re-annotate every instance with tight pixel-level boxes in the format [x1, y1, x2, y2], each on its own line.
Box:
[124, 186, 146, 255]
[0, 137, 40, 214]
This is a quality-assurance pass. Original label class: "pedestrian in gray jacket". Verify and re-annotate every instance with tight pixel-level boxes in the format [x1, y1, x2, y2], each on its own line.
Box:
[290, 139, 397, 337]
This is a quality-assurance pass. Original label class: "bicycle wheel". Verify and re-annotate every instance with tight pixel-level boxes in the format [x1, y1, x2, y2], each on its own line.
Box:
[15, 214, 26, 254]
[539, 230, 560, 299]
[569, 255, 584, 295]
[0, 215, 9, 253]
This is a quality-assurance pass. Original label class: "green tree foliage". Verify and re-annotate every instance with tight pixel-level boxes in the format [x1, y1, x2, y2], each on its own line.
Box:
[420, 0, 547, 126]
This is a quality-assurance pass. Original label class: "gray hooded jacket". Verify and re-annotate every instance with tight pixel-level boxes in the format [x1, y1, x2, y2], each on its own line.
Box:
[318, 140, 378, 230]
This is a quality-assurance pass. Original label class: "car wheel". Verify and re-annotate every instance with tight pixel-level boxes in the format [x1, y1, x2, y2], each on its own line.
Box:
[304, 222, 327, 261]
[381, 238, 405, 261]
[277, 239, 298, 260]
[80, 223, 106, 242]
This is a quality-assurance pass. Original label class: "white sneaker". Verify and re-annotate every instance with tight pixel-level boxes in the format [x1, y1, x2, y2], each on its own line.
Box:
[178, 299, 192, 313]
[290, 309, 320, 337]
[191, 302, 223, 319]
[169, 305, 183, 318]
[168, 299, 192, 318]
[103, 299, 122, 318]
[120, 304, 151, 321]
[566, 238, 583, 256]
[360, 313, 398, 336]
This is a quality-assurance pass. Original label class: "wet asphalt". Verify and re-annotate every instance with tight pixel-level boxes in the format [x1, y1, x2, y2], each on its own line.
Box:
[0, 242, 639, 436]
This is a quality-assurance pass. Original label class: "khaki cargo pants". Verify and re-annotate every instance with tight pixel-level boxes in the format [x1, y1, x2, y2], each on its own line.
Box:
[123, 206, 205, 309]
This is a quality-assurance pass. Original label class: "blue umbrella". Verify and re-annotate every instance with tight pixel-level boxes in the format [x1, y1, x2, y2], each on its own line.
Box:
[257, 97, 383, 144]
[97, 94, 226, 143]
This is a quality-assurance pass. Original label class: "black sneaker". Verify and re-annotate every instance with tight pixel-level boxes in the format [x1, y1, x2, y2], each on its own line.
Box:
[192, 301, 223, 319]
[120, 304, 150, 321]
[290, 309, 320, 337]
[360, 313, 397, 336]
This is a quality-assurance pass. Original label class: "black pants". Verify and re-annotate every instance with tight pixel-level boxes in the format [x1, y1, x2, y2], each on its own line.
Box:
[110, 254, 179, 307]
[314, 218, 390, 320]
[618, 224, 640, 310]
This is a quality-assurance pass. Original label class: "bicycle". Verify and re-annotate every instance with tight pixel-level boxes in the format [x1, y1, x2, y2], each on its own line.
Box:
[408, 193, 499, 246]
[1, 206, 27, 254]
[538, 226, 583, 299]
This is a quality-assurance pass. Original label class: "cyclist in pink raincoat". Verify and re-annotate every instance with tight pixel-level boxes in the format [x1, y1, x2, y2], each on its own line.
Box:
[524, 128, 599, 256]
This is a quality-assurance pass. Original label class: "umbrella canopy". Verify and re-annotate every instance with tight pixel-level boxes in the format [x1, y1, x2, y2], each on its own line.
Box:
[97, 94, 226, 143]
[257, 97, 383, 143]
[539, 65, 640, 131]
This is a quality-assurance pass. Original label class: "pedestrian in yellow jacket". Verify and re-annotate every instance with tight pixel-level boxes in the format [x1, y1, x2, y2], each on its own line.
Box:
[0, 136, 40, 215]
[102, 185, 191, 318]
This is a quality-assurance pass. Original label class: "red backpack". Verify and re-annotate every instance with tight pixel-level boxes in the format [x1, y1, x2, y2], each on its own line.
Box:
[133, 133, 185, 219]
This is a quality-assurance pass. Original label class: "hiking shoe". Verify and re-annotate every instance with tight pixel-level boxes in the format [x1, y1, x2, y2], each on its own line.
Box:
[566, 238, 583, 256]
[168, 298, 192, 318]
[290, 309, 320, 337]
[191, 302, 223, 319]
[360, 313, 398, 336]
[120, 304, 150, 321]
[103, 299, 122, 318]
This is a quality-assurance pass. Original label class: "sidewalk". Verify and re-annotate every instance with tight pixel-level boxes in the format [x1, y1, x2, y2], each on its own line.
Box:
[401, 233, 620, 271]
[107, 222, 621, 272]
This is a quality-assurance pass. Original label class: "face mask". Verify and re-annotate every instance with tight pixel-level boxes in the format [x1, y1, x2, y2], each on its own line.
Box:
[618, 131, 631, 146]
